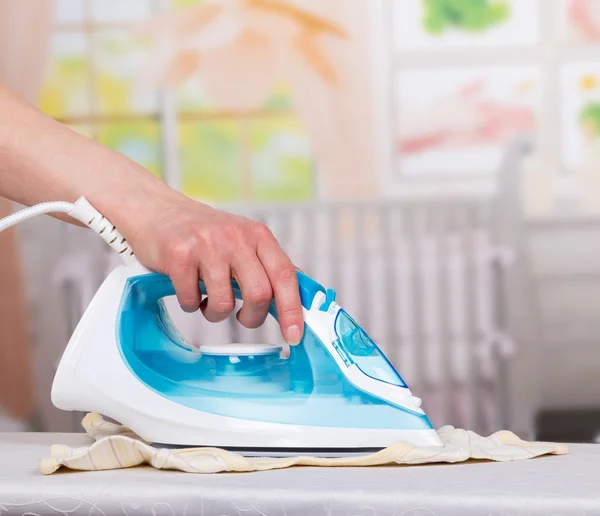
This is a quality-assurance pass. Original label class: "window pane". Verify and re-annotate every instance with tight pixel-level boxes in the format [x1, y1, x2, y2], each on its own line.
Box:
[176, 76, 213, 113]
[92, 0, 153, 22]
[180, 122, 242, 202]
[172, 0, 203, 7]
[177, 79, 295, 113]
[55, 0, 85, 24]
[93, 30, 158, 115]
[97, 122, 161, 178]
[262, 82, 294, 111]
[249, 117, 314, 202]
[39, 33, 90, 118]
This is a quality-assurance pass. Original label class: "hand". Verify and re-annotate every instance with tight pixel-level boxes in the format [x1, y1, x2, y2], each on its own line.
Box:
[116, 191, 304, 345]
[0, 83, 302, 346]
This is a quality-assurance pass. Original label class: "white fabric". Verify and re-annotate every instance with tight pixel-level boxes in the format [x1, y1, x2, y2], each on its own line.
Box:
[39, 413, 566, 475]
[0, 431, 590, 516]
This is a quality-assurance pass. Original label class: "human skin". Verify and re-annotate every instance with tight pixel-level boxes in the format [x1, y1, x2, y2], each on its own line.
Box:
[0, 82, 304, 345]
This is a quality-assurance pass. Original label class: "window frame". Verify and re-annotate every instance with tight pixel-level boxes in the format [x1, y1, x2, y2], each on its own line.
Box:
[49, 0, 314, 202]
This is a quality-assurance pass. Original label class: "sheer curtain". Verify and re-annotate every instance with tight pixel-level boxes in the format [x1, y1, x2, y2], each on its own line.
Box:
[137, 0, 382, 200]
[0, 0, 56, 426]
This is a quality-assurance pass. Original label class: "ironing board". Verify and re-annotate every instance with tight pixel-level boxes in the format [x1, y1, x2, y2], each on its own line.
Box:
[1, 432, 598, 516]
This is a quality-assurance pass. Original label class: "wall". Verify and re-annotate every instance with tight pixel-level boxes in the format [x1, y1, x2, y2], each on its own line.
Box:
[527, 222, 600, 409]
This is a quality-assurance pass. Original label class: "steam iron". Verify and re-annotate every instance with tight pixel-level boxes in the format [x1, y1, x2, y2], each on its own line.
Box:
[52, 260, 442, 455]
[0, 197, 442, 455]
[0, 195, 437, 456]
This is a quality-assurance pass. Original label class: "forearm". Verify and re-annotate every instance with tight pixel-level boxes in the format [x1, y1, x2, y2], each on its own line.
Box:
[0, 82, 179, 234]
[0, 84, 305, 344]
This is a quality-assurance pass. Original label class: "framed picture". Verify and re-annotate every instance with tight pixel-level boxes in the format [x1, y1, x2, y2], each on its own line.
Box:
[561, 62, 600, 173]
[558, 0, 600, 44]
[396, 66, 541, 176]
[394, 0, 540, 50]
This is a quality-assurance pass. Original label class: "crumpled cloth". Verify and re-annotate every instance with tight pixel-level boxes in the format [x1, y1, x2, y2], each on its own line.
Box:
[40, 413, 568, 475]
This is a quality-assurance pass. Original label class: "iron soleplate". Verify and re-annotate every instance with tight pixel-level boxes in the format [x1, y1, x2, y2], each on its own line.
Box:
[154, 443, 383, 458]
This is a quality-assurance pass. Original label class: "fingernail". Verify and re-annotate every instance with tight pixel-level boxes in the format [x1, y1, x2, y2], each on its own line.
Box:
[285, 324, 302, 345]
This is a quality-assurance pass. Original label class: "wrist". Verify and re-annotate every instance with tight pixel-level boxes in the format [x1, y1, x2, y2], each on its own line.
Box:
[89, 171, 183, 240]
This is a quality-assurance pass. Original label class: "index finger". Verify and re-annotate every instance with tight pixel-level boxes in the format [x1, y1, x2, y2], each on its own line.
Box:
[256, 239, 304, 345]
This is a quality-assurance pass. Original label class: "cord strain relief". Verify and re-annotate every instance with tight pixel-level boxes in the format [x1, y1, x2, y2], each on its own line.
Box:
[69, 197, 136, 263]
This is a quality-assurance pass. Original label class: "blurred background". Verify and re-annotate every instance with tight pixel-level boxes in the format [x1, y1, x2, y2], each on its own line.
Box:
[2, 0, 600, 443]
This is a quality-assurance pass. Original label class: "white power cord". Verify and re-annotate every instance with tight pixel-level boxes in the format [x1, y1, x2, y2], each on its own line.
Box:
[0, 201, 74, 232]
[0, 197, 136, 264]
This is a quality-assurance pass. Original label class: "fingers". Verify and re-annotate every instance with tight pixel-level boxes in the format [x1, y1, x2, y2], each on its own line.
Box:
[257, 235, 304, 345]
[164, 239, 203, 313]
[162, 214, 303, 342]
[199, 262, 235, 323]
[169, 263, 201, 313]
[232, 253, 273, 329]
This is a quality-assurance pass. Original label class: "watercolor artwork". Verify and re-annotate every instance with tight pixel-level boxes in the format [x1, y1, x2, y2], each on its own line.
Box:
[560, 0, 600, 43]
[396, 67, 541, 176]
[394, 0, 539, 50]
[561, 63, 600, 174]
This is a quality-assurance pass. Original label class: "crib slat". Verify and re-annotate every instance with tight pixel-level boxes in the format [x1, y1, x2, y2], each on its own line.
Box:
[433, 207, 450, 430]
[381, 206, 398, 366]
[396, 210, 415, 384]
[407, 206, 425, 390]
[492, 232, 512, 431]
[446, 209, 467, 428]
[462, 205, 478, 431]
[473, 206, 499, 434]
[329, 207, 342, 293]
[356, 206, 370, 329]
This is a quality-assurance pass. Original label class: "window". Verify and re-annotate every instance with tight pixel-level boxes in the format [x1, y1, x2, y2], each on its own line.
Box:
[41, 0, 316, 203]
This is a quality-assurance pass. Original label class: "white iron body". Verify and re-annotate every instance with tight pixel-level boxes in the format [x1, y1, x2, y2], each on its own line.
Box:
[52, 262, 442, 452]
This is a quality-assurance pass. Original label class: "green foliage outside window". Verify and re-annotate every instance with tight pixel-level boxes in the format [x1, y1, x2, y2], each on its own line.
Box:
[180, 122, 243, 202]
[40, 8, 315, 204]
